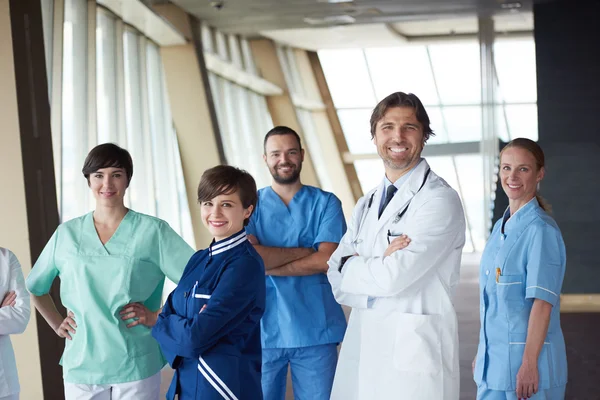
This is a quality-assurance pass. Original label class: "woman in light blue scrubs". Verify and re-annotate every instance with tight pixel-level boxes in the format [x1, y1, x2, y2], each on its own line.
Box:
[474, 138, 567, 400]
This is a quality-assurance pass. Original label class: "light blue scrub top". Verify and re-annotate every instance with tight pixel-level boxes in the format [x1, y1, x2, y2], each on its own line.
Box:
[474, 198, 568, 391]
[246, 185, 347, 349]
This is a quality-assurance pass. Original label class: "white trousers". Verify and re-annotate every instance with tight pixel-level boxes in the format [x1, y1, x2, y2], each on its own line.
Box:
[64, 371, 161, 400]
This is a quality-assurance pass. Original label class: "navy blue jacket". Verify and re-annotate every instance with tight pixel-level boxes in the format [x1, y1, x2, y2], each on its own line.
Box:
[152, 230, 266, 399]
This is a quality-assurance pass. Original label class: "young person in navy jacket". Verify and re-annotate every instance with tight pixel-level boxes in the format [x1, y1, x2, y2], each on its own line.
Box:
[152, 165, 266, 400]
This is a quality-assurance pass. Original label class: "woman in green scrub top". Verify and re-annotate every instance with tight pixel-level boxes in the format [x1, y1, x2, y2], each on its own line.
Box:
[26, 143, 195, 400]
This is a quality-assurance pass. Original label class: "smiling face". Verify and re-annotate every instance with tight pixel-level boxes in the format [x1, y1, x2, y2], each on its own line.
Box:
[500, 146, 545, 206]
[263, 134, 304, 185]
[200, 190, 253, 242]
[373, 106, 425, 181]
[89, 167, 128, 207]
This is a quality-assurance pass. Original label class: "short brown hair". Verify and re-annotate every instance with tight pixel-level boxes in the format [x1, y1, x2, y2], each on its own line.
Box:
[263, 126, 303, 154]
[370, 92, 434, 142]
[82, 143, 133, 186]
[197, 165, 258, 226]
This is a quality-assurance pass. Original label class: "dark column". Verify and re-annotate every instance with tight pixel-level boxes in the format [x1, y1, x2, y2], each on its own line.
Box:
[9, 0, 64, 398]
[534, 0, 600, 294]
[534, 1, 600, 398]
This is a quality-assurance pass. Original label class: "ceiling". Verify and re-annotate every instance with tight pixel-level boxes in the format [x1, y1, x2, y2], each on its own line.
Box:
[154, 0, 535, 36]
[260, 12, 533, 50]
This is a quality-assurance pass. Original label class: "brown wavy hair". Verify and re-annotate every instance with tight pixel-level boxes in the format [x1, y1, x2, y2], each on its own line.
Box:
[369, 92, 435, 143]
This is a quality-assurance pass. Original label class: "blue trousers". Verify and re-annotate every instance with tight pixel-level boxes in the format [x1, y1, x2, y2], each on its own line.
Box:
[261, 344, 338, 400]
[477, 384, 566, 400]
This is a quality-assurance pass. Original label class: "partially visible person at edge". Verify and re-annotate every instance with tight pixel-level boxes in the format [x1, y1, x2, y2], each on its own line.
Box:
[0, 248, 30, 400]
[152, 165, 266, 400]
[26, 143, 195, 400]
[473, 138, 568, 400]
[246, 126, 347, 400]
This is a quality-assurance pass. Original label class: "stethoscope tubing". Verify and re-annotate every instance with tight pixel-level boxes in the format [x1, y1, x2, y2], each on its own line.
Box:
[352, 168, 431, 245]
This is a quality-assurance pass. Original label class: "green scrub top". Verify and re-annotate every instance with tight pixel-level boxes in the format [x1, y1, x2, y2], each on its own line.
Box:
[26, 210, 195, 384]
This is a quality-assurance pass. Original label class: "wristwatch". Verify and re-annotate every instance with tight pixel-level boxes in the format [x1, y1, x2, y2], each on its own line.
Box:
[338, 255, 354, 273]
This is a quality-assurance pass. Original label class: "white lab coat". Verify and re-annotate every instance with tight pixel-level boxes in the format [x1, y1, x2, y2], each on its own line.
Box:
[327, 160, 465, 400]
[0, 248, 30, 398]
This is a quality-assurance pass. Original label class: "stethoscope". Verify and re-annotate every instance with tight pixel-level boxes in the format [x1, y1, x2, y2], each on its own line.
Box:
[352, 168, 431, 245]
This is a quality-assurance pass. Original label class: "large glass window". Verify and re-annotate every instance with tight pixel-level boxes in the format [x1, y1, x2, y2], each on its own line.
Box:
[61, 0, 89, 223]
[41, 0, 54, 96]
[319, 35, 538, 251]
[146, 41, 181, 232]
[365, 47, 438, 106]
[203, 26, 273, 189]
[96, 10, 122, 145]
[318, 49, 376, 109]
[123, 30, 155, 216]
[53, 2, 194, 248]
[276, 45, 343, 193]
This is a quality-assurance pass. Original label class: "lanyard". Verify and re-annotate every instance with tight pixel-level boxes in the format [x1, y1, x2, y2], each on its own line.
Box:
[353, 168, 431, 244]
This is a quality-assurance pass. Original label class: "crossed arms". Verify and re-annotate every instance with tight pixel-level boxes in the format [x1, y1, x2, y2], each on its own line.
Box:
[327, 194, 465, 303]
[247, 234, 338, 277]
[0, 250, 30, 335]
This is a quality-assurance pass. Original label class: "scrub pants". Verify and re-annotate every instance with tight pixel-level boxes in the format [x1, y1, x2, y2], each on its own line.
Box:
[63, 371, 161, 400]
[262, 343, 338, 400]
[477, 384, 566, 400]
[0, 394, 19, 400]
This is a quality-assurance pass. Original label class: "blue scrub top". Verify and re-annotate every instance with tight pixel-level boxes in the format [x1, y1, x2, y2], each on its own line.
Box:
[474, 198, 568, 391]
[246, 185, 347, 349]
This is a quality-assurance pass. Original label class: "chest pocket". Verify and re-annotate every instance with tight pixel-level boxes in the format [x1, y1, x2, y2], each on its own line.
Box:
[496, 274, 526, 313]
[187, 287, 212, 318]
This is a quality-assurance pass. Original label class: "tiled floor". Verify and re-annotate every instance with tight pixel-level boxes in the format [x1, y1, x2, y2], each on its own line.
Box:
[160, 253, 599, 399]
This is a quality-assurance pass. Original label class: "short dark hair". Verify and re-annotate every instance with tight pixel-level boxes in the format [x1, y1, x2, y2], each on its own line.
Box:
[82, 143, 134, 186]
[370, 92, 435, 143]
[197, 165, 257, 226]
[263, 126, 302, 154]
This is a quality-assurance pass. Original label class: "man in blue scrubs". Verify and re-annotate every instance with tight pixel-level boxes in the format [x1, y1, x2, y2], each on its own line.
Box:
[246, 126, 347, 400]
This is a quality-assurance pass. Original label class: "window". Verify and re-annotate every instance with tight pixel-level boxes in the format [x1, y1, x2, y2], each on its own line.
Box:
[203, 26, 274, 189]
[52, 1, 194, 248]
[41, 0, 54, 97]
[61, 0, 90, 222]
[319, 35, 538, 251]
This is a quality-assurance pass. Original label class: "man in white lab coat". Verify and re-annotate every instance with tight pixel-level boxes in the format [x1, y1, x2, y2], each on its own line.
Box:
[327, 92, 465, 400]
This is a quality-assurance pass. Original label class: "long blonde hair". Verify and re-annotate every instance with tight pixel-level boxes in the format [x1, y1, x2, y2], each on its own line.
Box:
[500, 138, 552, 213]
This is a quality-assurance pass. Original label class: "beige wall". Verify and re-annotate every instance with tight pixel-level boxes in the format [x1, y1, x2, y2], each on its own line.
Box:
[0, 1, 44, 398]
[161, 44, 222, 250]
[153, 3, 192, 41]
[155, 5, 223, 250]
